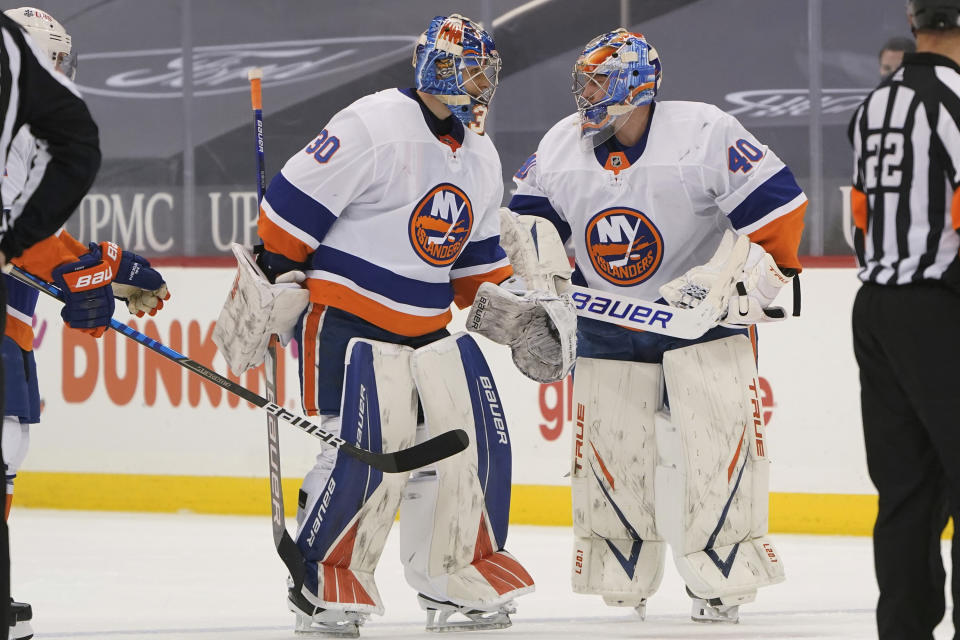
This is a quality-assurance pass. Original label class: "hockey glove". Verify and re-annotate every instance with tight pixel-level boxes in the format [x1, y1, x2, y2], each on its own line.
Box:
[108, 244, 170, 317]
[722, 244, 792, 325]
[468, 281, 577, 383]
[51, 242, 119, 338]
[659, 230, 750, 325]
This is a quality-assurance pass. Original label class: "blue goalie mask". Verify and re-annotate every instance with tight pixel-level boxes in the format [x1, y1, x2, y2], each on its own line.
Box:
[412, 14, 501, 135]
[572, 29, 662, 146]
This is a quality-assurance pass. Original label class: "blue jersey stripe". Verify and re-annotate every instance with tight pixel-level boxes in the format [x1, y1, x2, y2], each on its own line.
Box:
[264, 171, 338, 243]
[453, 235, 507, 270]
[312, 245, 453, 310]
[509, 195, 572, 243]
[5, 275, 40, 318]
[727, 166, 803, 231]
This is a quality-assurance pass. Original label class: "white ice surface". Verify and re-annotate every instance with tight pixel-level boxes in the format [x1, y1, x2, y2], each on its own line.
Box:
[7, 509, 954, 639]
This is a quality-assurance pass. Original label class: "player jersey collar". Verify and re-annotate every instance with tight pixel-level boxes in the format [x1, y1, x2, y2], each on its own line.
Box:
[593, 101, 657, 175]
[901, 52, 960, 74]
[399, 88, 465, 152]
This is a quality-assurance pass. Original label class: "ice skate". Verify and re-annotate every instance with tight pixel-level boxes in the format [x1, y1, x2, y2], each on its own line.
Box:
[687, 588, 739, 623]
[418, 593, 515, 632]
[601, 594, 647, 621]
[9, 598, 34, 640]
[288, 588, 367, 637]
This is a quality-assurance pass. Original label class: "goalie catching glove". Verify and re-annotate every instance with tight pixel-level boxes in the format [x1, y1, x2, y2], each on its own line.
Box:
[467, 281, 577, 383]
[213, 243, 309, 376]
[659, 230, 792, 326]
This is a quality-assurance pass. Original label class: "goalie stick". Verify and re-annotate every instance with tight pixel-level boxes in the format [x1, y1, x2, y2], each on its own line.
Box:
[247, 68, 306, 592]
[8, 265, 469, 473]
[568, 284, 719, 339]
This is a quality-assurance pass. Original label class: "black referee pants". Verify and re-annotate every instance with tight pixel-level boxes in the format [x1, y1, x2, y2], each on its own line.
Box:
[853, 281, 960, 640]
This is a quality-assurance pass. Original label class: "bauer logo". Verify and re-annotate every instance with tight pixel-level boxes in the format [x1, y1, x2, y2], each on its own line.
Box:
[74, 36, 419, 99]
[585, 207, 663, 287]
[409, 183, 473, 267]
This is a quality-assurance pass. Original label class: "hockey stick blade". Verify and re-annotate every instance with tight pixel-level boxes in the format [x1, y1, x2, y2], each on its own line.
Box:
[348, 428, 470, 473]
[10, 265, 470, 473]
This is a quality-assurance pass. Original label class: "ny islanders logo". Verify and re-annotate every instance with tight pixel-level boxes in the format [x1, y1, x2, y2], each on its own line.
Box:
[585, 207, 663, 286]
[409, 184, 474, 266]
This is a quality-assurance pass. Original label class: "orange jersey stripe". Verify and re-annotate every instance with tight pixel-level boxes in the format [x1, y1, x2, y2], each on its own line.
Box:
[5, 315, 33, 352]
[747, 203, 806, 272]
[851, 187, 868, 233]
[57, 229, 88, 257]
[12, 234, 82, 281]
[258, 208, 314, 264]
[451, 265, 513, 309]
[301, 304, 325, 416]
[951, 186, 960, 231]
[307, 280, 451, 337]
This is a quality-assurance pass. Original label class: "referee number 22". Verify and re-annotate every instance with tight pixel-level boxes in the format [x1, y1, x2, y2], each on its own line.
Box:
[864, 132, 904, 189]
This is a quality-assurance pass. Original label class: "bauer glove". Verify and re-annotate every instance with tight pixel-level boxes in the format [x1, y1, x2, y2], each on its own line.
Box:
[108, 244, 170, 317]
[51, 242, 119, 338]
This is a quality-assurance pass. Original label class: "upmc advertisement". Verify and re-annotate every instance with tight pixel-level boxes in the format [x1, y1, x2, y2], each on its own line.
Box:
[39, 0, 908, 256]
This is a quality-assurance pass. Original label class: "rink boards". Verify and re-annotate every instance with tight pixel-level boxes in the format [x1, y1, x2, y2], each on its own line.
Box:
[14, 266, 883, 535]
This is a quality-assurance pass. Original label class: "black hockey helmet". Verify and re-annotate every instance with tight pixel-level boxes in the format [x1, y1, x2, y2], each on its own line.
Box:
[908, 0, 960, 30]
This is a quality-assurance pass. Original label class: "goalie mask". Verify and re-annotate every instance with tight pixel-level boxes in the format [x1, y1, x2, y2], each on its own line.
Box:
[572, 29, 661, 148]
[4, 7, 77, 80]
[412, 14, 501, 135]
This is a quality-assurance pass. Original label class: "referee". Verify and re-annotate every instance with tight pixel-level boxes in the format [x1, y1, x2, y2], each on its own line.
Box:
[0, 11, 101, 640]
[849, 1, 960, 637]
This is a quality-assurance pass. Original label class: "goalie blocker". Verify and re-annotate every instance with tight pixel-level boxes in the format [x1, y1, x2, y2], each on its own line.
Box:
[571, 335, 783, 622]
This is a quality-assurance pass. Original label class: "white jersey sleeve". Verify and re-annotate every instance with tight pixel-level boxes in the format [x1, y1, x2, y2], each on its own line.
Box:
[508, 152, 573, 243]
[259, 108, 376, 262]
[702, 111, 807, 236]
[2, 125, 43, 212]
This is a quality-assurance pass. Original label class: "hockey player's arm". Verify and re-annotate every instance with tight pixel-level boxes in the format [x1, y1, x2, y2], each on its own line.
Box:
[692, 111, 808, 323]
[449, 182, 512, 309]
[0, 18, 100, 261]
[256, 110, 374, 281]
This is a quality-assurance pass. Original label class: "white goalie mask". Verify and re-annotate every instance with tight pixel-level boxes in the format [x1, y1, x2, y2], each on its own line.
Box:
[4, 7, 77, 80]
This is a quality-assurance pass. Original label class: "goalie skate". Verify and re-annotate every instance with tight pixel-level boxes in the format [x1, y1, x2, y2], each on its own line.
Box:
[288, 589, 367, 637]
[688, 588, 739, 624]
[9, 598, 34, 640]
[601, 594, 647, 621]
[418, 594, 515, 632]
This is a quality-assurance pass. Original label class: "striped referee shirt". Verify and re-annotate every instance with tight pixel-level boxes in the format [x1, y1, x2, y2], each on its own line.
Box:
[0, 12, 99, 260]
[849, 52, 960, 286]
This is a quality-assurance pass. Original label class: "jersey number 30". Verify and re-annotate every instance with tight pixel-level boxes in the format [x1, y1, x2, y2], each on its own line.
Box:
[305, 129, 340, 164]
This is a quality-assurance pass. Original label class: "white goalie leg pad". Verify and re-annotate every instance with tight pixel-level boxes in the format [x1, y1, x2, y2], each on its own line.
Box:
[500, 207, 573, 294]
[571, 357, 667, 605]
[657, 335, 784, 602]
[295, 338, 418, 616]
[401, 332, 534, 610]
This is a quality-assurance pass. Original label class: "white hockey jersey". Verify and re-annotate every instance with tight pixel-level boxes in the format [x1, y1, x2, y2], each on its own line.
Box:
[510, 101, 807, 302]
[259, 88, 511, 337]
[2, 125, 89, 351]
